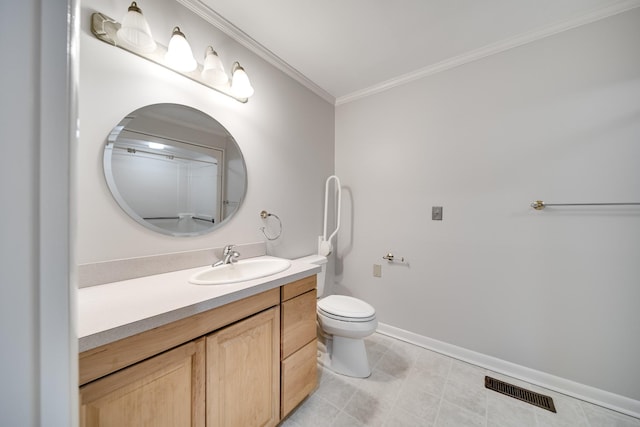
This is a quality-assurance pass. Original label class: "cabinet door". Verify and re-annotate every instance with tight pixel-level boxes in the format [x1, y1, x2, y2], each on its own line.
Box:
[80, 339, 205, 427]
[206, 307, 280, 427]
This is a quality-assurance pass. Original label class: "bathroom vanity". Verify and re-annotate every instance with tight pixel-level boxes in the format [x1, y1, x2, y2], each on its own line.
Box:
[78, 258, 319, 427]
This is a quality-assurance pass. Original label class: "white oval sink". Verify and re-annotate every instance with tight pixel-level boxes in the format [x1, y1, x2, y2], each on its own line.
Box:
[189, 257, 291, 285]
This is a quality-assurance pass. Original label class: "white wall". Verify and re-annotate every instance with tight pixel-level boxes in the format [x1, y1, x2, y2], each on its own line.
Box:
[78, 0, 334, 263]
[336, 8, 640, 404]
[0, 0, 76, 426]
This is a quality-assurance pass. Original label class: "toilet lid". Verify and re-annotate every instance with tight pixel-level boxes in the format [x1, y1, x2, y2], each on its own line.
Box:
[317, 295, 376, 319]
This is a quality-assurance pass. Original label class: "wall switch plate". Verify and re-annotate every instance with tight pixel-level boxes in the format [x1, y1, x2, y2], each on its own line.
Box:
[432, 206, 443, 220]
[373, 264, 382, 278]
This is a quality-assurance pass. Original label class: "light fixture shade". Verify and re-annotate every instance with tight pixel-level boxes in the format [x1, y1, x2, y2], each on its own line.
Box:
[165, 27, 197, 72]
[116, 2, 157, 54]
[201, 46, 229, 86]
[230, 62, 254, 98]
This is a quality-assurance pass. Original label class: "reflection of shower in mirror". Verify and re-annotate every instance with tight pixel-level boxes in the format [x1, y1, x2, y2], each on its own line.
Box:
[102, 103, 247, 237]
[318, 175, 341, 256]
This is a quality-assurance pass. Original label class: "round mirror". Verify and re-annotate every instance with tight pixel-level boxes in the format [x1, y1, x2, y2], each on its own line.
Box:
[103, 103, 247, 236]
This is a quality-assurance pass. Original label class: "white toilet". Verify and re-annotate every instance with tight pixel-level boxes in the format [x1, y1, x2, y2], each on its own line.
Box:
[298, 255, 378, 378]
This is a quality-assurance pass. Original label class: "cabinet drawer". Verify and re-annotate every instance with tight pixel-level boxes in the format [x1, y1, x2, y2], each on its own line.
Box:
[281, 339, 318, 418]
[281, 289, 317, 359]
[281, 275, 316, 301]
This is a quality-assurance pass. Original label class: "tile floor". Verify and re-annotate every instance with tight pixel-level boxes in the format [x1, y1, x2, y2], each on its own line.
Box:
[281, 333, 640, 427]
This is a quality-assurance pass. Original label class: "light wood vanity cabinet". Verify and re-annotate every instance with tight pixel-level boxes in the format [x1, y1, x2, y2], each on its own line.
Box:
[79, 275, 318, 427]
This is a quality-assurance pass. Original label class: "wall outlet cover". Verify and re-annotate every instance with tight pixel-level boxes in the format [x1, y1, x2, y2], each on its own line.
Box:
[373, 264, 382, 278]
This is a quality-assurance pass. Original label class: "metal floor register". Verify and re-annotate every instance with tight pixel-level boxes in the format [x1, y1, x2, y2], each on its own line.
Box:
[485, 376, 557, 413]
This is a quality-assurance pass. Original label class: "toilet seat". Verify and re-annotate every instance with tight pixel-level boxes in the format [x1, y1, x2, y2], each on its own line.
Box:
[317, 295, 376, 322]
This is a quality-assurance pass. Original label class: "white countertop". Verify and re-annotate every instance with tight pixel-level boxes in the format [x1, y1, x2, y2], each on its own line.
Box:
[78, 256, 320, 352]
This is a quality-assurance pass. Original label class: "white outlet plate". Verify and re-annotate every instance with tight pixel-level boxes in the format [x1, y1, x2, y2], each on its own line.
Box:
[373, 264, 382, 277]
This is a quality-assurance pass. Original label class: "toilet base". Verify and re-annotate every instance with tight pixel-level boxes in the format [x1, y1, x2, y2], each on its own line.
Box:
[317, 335, 371, 378]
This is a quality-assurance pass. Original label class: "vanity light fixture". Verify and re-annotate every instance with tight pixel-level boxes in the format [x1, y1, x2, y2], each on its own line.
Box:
[230, 62, 255, 99]
[165, 27, 197, 72]
[201, 46, 229, 86]
[116, 2, 157, 54]
[90, 3, 254, 103]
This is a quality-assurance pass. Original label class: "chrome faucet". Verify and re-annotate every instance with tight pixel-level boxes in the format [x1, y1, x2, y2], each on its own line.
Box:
[213, 244, 240, 267]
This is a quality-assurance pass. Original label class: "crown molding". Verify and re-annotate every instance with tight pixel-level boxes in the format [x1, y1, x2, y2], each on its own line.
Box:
[175, 0, 336, 104]
[336, 0, 640, 106]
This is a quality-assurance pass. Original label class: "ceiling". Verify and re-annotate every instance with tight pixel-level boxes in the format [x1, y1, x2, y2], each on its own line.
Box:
[187, 0, 640, 104]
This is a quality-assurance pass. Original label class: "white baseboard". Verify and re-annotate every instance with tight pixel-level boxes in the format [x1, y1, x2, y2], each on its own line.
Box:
[376, 322, 640, 419]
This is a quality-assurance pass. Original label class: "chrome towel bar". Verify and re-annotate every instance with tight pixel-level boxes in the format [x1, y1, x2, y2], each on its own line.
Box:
[531, 200, 640, 210]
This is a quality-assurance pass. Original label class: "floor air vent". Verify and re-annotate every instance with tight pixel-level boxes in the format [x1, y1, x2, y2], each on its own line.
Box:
[485, 376, 556, 413]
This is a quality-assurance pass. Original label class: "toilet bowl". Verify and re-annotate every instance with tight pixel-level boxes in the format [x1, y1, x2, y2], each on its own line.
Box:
[297, 255, 378, 378]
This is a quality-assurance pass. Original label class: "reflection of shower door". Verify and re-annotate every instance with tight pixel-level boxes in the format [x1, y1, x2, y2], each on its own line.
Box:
[187, 150, 223, 223]
[223, 148, 243, 220]
[111, 145, 223, 227]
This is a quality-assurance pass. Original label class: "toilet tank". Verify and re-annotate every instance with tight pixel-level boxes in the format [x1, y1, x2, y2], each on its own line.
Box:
[296, 255, 328, 296]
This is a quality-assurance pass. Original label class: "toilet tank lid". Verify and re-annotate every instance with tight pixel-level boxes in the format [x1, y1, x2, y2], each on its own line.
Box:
[295, 254, 328, 265]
